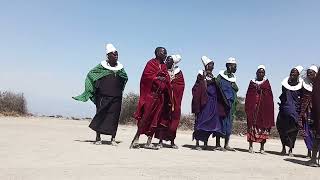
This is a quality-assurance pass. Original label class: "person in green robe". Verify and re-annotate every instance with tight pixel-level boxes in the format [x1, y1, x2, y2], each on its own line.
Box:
[73, 44, 128, 145]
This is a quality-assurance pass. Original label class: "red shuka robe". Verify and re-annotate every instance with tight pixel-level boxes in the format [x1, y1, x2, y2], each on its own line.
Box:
[155, 70, 185, 141]
[134, 58, 172, 136]
[245, 80, 275, 131]
[313, 73, 320, 137]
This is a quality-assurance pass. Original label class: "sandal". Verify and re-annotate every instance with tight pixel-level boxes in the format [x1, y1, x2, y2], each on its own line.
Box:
[171, 144, 179, 149]
[129, 142, 140, 149]
[94, 141, 102, 145]
[215, 146, 225, 151]
[225, 146, 236, 152]
[143, 144, 159, 150]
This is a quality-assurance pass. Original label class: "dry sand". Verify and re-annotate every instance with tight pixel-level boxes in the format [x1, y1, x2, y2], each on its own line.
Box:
[0, 116, 319, 180]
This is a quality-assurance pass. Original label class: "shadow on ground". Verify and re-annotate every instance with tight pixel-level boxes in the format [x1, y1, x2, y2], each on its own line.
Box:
[284, 158, 313, 167]
[74, 140, 122, 145]
[265, 150, 306, 158]
[234, 147, 249, 153]
[183, 144, 217, 151]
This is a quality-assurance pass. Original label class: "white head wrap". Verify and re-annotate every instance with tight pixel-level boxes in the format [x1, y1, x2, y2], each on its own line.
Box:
[106, 43, 117, 54]
[201, 56, 213, 66]
[294, 65, 304, 74]
[226, 57, 237, 64]
[308, 65, 318, 73]
[172, 54, 182, 64]
[257, 65, 266, 70]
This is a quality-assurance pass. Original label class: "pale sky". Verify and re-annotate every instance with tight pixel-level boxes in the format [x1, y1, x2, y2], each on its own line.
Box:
[0, 0, 319, 117]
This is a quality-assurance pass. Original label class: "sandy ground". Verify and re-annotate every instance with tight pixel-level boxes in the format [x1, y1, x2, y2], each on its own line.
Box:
[0, 116, 319, 180]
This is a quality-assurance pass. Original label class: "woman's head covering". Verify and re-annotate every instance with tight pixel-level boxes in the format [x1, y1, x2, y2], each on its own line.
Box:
[308, 65, 318, 73]
[172, 54, 182, 64]
[201, 56, 213, 66]
[106, 43, 117, 54]
[226, 57, 237, 64]
[257, 65, 266, 70]
[294, 65, 304, 74]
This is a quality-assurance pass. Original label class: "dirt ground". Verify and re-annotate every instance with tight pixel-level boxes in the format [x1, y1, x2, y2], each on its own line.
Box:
[0, 117, 319, 180]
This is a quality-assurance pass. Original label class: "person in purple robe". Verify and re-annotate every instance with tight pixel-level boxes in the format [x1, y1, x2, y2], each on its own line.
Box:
[191, 56, 228, 150]
[276, 66, 303, 157]
[298, 65, 318, 158]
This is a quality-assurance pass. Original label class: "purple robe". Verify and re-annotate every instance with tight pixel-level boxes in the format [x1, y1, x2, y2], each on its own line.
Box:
[276, 86, 301, 148]
[193, 83, 223, 142]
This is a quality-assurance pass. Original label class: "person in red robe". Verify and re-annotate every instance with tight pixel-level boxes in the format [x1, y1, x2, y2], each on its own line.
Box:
[129, 47, 172, 150]
[308, 69, 320, 167]
[155, 54, 185, 149]
[245, 65, 274, 154]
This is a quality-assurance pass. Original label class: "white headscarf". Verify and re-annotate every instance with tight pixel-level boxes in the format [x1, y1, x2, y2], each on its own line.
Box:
[308, 65, 318, 73]
[201, 56, 213, 66]
[294, 65, 304, 74]
[257, 65, 266, 70]
[226, 57, 237, 64]
[106, 43, 117, 54]
[302, 65, 319, 92]
[168, 54, 182, 79]
[199, 56, 214, 81]
[172, 54, 182, 64]
[102, 43, 122, 71]
[281, 66, 303, 91]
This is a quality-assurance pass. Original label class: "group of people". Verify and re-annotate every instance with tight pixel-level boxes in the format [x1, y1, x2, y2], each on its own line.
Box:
[73, 44, 320, 167]
[276, 65, 320, 166]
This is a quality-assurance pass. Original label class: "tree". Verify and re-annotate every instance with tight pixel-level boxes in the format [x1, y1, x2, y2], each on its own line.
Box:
[119, 92, 139, 124]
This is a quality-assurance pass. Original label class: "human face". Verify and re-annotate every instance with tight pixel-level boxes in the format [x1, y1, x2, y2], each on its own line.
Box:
[256, 68, 265, 81]
[156, 48, 167, 62]
[307, 69, 317, 82]
[166, 56, 174, 69]
[205, 62, 214, 73]
[289, 68, 299, 83]
[107, 51, 118, 65]
[227, 63, 237, 73]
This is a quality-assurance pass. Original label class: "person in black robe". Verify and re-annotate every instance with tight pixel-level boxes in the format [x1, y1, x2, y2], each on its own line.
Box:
[276, 66, 303, 156]
[73, 44, 128, 146]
